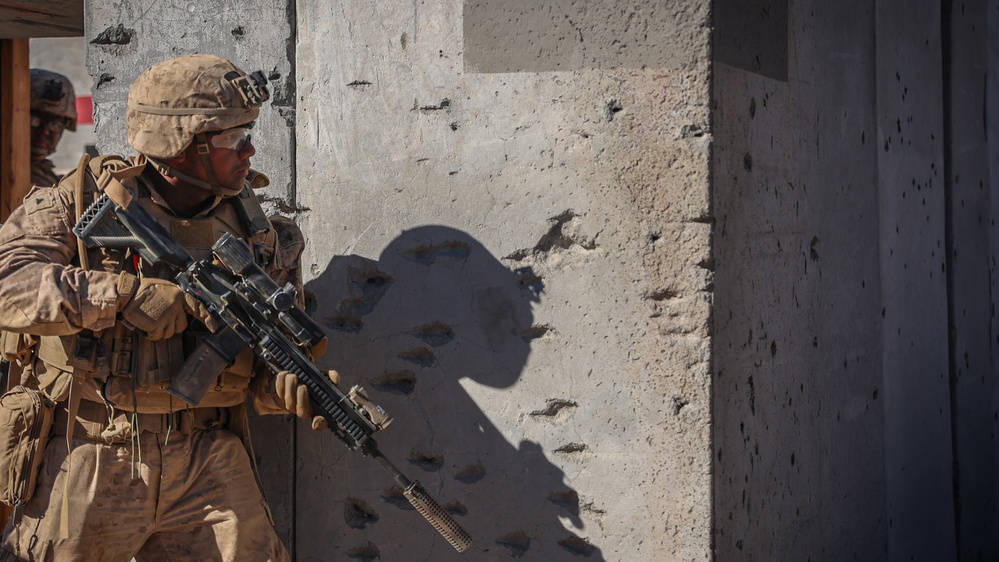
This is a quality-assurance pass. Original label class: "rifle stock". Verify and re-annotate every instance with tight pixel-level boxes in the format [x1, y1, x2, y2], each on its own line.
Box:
[73, 191, 472, 552]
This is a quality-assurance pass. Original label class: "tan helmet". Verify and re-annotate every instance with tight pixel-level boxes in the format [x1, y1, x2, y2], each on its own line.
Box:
[30, 69, 77, 131]
[126, 54, 269, 160]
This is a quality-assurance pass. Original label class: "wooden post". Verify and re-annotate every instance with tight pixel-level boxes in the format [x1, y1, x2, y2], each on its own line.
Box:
[0, 37, 29, 531]
[0, 38, 31, 222]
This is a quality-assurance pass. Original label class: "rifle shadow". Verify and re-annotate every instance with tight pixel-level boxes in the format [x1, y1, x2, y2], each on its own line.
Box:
[289, 225, 605, 561]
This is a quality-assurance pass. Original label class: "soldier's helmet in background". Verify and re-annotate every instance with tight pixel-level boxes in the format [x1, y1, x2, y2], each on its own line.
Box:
[30, 69, 77, 131]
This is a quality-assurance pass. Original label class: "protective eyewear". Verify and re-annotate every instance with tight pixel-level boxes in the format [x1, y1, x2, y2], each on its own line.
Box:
[30, 113, 71, 133]
[208, 127, 253, 151]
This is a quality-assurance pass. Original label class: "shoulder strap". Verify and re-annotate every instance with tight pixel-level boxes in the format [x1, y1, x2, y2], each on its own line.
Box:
[72, 154, 93, 270]
[230, 185, 271, 237]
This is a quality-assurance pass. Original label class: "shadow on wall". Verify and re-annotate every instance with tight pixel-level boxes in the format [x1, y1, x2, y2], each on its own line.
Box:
[300, 226, 605, 561]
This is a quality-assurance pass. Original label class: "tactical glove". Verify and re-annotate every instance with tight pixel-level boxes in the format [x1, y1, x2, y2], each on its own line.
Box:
[118, 273, 211, 341]
[274, 369, 341, 431]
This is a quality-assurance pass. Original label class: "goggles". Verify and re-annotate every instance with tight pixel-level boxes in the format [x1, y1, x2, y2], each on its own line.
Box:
[30, 113, 71, 133]
[208, 127, 253, 151]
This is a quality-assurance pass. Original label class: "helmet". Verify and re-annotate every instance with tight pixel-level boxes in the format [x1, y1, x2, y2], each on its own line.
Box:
[30, 69, 77, 131]
[126, 54, 269, 160]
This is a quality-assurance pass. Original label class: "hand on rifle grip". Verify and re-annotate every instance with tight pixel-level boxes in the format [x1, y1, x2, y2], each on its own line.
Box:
[275, 370, 341, 431]
[119, 274, 212, 341]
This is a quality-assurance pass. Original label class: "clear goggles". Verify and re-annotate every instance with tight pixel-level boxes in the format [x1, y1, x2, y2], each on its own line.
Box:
[208, 127, 253, 151]
[30, 113, 72, 132]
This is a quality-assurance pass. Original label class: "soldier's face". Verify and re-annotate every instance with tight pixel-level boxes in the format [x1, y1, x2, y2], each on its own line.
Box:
[174, 128, 256, 195]
[30, 112, 67, 161]
[205, 129, 256, 193]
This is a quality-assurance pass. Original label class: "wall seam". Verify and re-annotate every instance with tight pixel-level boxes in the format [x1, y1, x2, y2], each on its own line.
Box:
[940, 0, 962, 556]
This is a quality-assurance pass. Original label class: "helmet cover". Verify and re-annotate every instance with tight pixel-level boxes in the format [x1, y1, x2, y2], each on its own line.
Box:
[126, 54, 270, 159]
[30, 69, 77, 131]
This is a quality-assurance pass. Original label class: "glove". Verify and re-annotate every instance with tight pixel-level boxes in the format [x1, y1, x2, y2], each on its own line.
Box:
[119, 274, 211, 341]
[274, 370, 341, 431]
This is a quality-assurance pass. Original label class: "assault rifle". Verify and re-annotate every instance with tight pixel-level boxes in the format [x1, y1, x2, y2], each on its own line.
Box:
[73, 191, 471, 553]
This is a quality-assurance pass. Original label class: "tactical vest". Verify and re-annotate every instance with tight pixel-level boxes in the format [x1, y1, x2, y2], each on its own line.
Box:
[19, 155, 278, 414]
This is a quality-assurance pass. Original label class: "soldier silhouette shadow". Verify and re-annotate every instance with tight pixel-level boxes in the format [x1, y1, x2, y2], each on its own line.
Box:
[292, 225, 605, 561]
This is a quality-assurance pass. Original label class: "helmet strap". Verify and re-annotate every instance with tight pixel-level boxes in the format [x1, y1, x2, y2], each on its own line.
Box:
[194, 132, 229, 197]
[145, 155, 217, 193]
[146, 135, 243, 198]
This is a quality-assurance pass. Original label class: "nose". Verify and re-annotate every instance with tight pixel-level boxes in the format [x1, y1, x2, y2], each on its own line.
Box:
[239, 138, 256, 158]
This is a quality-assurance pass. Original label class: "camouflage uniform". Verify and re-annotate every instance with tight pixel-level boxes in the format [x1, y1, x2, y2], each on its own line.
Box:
[0, 55, 302, 562]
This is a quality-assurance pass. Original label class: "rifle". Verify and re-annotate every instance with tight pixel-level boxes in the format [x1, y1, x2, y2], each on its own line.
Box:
[73, 191, 472, 552]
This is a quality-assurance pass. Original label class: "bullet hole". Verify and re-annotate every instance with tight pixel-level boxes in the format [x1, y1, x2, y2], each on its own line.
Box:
[416, 98, 451, 112]
[558, 536, 598, 556]
[344, 498, 379, 529]
[91, 24, 134, 46]
[496, 532, 531, 557]
[345, 543, 380, 562]
[231, 26, 245, 38]
[530, 399, 578, 417]
[454, 463, 486, 484]
[743, 153, 753, 172]
[647, 289, 678, 301]
[407, 451, 444, 472]
[671, 395, 689, 415]
[397, 347, 436, 367]
[555, 443, 587, 454]
[371, 370, 416, 395]
[96, 73, 115, 88]
[790, 453, 795, 466]
[606, 99, 623, 121]
[410, 322, 455, 347]
[450, 122, 459, 131]
[521, 324, 552, 342]
[681, 124, 704, 137]
[770, 340, 777, 357]
[445, 501, 468, 516]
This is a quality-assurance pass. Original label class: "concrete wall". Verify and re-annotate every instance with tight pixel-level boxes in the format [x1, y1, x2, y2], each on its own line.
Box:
[82, 0, 999, 559]
[294, 1, 711, 560]
[713, 0, 998, 560]
[85, 1, 713, 560]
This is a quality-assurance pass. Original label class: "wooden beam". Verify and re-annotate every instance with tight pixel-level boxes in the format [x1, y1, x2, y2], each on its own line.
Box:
[0, 1, 83, 38]
[0, 37, 29, 222]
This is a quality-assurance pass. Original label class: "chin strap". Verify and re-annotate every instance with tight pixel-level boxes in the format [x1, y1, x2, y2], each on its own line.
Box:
[145, 154, 241, 198]
[193, 133, 223, 191]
